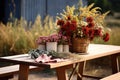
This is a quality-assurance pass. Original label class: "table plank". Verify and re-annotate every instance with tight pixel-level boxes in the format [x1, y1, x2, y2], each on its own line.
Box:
[0, 56, 51, 68]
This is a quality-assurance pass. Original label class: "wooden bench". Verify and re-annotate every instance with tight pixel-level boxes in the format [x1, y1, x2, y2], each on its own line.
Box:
[100, 72, 120, 80]
[0, 65, 43, 80]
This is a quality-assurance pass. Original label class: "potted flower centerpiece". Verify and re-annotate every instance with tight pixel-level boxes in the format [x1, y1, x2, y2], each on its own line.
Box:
[46, 34, 59, 52]
[57, 3, 110, 53]
[36, 36, 48, 50]
[57, 33, 69, 53]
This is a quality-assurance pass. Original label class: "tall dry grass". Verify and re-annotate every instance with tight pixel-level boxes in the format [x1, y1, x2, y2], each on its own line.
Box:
[0, 15, 57, 56]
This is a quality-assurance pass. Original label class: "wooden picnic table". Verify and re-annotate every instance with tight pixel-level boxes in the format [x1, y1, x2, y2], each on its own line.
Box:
[0, 44, 120, 80]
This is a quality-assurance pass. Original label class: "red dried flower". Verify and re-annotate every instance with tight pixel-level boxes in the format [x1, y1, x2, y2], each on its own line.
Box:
[89, 29, 95, 40]
[66, 30, 71, 37]
[82, 26, 89, 36]
[103, 33, 109, 42]
[86, 16, 93, 22]
[71, 20, 77, 27]
[94, 28, 102, 36]
[69, 24, 77, 31]
[87, 22, 95, 28]
[59, 21, 76, 37]
[62, 21, 70, 30]
[57, 20, 64, 26]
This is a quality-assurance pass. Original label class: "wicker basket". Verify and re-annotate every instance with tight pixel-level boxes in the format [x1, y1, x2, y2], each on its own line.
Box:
[72, 38, 90, 53]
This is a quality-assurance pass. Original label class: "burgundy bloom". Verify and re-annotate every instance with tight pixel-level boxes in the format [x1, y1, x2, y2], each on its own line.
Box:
[62, 21, 70, 30]
[60, 21, 70, 36]
[94, 28, 102, 36]
[69, 21, 77, 31]
[89, 29, 95, 40]
[60, 20, 77, 37]
[82, 26, 89, 36]
[65, 30, 71, 37]
[89, 36, 94, 41]
[71, 20, 77, 27]
[87, 22, 95, 28]
[65, 21, 71, 26]
[57, 20, 64, 26]
[69, 24, 76, 31]
[103, 33, 109, 42]
[86, 16, 93, 22]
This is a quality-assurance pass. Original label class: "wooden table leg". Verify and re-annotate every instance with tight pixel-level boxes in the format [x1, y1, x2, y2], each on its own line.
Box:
[77, 61, 85, 80]
[110, 54, 119, 74]
[56, 67, 68, 80]
[56, 65, 73, 80]
[69, 63, 79, 80]
[18, 64, 29, 80]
